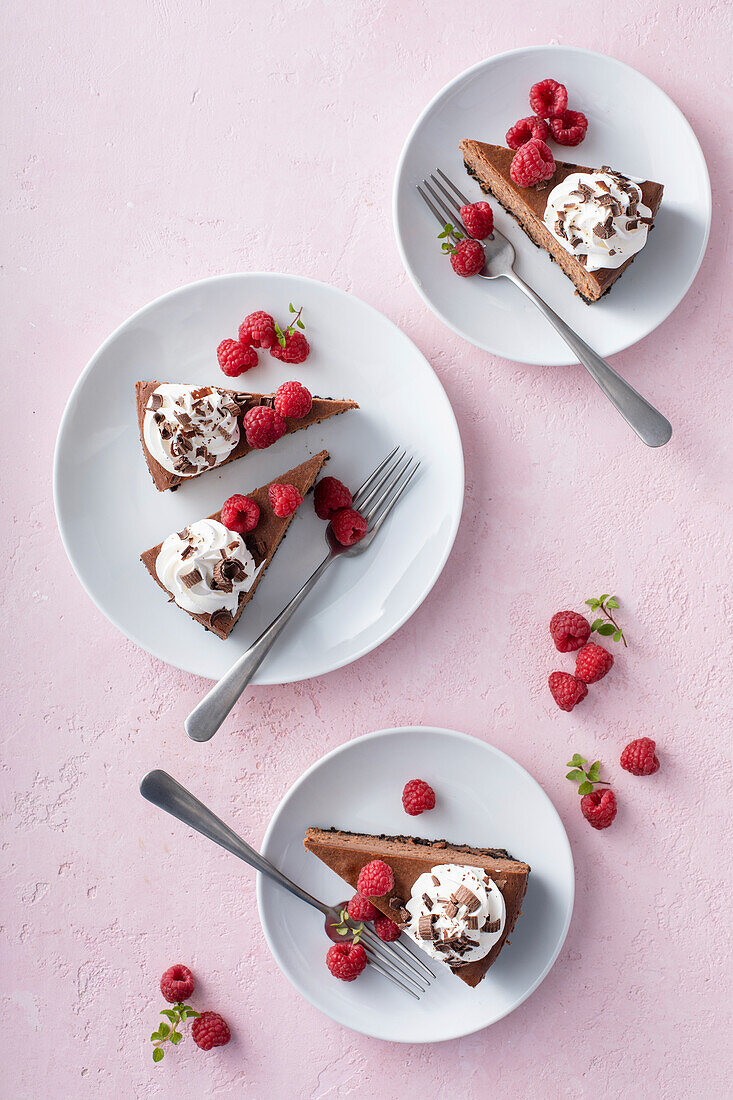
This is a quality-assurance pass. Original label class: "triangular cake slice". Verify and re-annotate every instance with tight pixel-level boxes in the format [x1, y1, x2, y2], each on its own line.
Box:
[141, 450, 328, 639]
[304, 827, 530, 988]
[460, 140, 663, 303]
[136, 380, 357, 491]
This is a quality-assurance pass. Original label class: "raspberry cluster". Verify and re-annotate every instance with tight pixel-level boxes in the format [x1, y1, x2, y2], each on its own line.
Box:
[312, 474, 367, 546]
[216, 304, 311, 378]
[505, 77, 589, 187]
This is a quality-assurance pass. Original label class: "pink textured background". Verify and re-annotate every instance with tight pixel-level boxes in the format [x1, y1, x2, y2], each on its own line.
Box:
[3, 1, 732, 1096]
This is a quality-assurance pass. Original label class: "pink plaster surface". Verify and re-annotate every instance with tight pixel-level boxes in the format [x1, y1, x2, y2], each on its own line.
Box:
[2, 0, 732, 1095]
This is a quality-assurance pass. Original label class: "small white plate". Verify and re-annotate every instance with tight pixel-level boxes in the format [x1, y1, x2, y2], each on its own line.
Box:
[257, 727, 574, 1043]
[53, 274, 463, 683]
[394, 46, 711, 366]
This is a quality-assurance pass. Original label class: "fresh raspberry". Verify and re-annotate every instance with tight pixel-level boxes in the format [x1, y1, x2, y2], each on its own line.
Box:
[314, 476, 352, 520]
[374, 915, 401, 942]
[402, 779, 436, 816]
[243, 405, 286, 449]
[273, 380, 312, 420]
[357, 859, 394, 898]
[270, 331, 310, 364]
[620, 737, 660, 776]
[549, 611, 591, 653]
[347, 892, 379, 922]
[221, 493, 260, 534]
[326, 941, 367, 981]
[549, 109, 588, 147]
[509, 139, 555, 187]
[548, 671, 588, 712]
[505, 115, 550, 150]
[529, 78, 568, 119]
[159, 964, 195, 1004]
[575, 643, 614, 684]
[239, 310, 276, 349]
[191, 1011, 231, 1050]
[450, 238, 485, 277]
[459, 201, 494, 239]
[580, 789, 617, 830]
[330, 507, 367, 547]
[268, 483, 302, 518]
[217, 338, 257, 378]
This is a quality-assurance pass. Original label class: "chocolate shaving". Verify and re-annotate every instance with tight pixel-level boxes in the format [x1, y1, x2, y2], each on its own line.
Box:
[177, 435, 193, 453]
[388, 897, 404, 911]
[443, 902, 458, 919]
[626, 218, 639, 231]
[596, 180, 611, 193]
[627, 201, 638, 217]
[149, 392, 163, 411]
[554, 218, 567, 240]
[462, 937, 479, 948]
[482, 917, 501, 933]
[174, 409, 192, 427]
[431, 875, 440, 887]
[209, 609, 233, 634]
[177, 528, 190, 540]
[223, 400, 242, 418]
[398, 908, 411, 924]
[180, 544, 195, 560]
[417, 915, 433, 939]
[570, 182, 593, 201]
[453, 885, 480, 913]
[577, 254, 587, 266]
[180, 568, 202, 589]
[212, 557, 246, 592]
[569, 235, 582, 248]
[422, 894, 433, 910]
[466, 916, 479, 930]
[592, 215, 615, 240]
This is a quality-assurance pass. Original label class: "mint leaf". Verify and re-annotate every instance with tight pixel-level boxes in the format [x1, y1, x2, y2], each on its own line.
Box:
[599, 594, 610, 603]
[157, 1022, 170, 1039]
[297, 319, 305, 329]
[566, 769, 584, 781]
[578, 781, 593, 796]
[169, 1031, 182, 1045]
[585, 598, 599, 608]
[613, 630, 622, 642]
[289, 302, 295, 312]
[606, 596, 619, 609]
[597, 623, 614, 636]
[153, 1047, 164, 1063]
[160, 1009, 177, 1022]
[591, 618, 604, 631]
[588, 761, 601, 782]
[150, 1031, 161, 1041]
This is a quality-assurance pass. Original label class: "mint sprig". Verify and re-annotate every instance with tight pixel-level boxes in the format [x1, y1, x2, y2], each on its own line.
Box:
[274, 303, 306, 348]
[333, 906, 364, 944]
[438, 222, 464, 256]
[566, 754, 610, 797]
[584, 594, 627, 647]
[150, 1002, 199, 1062]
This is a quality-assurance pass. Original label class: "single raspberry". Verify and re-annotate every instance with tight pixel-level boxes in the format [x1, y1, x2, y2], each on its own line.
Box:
[217, 338, 258, 378]
[529, 78, 568, 119]
[505, 115, 550, 149]
[509, 139, 555, 187]
[580, 789, 617, 830]
[575, 643, 614, 684]
[620, 737, 660, 776]
[374, 915, 401, 942]
[221, 493, 260, 534]
[347, 892, 379, 922]
[160, 963, 195, 1004]
[273, 380, 312, 420]
[326, 941, 367, 981]
[191, 1011, 231, 1050]
[268, 482, 303, 518]
[549, 109, 588, 147]
[450, 238, 485, 277]
[459, 201, 494, 239]
[270, 331, 310, 364]
[357, 859, 394, 898]
[243, 405, 286, 449]
[549, 611, 591, 653]
[314, 476, 352, 520]
[239, 310, 276, 349]
[549, 671, 588, 712]
[402, 779, 436, 816]
[330, 507, 367, 547]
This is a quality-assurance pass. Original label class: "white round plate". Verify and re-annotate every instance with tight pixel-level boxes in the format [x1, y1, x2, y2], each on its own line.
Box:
[394, 46, 711, 366]
[53, 274, 463, 683]
[258, 726, 574, 1043]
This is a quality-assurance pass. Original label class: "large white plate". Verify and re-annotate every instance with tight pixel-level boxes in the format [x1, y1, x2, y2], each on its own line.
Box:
[53, 274, 463, 683]
[258, 727, 574, 1043]
[394, 46, 711, 366]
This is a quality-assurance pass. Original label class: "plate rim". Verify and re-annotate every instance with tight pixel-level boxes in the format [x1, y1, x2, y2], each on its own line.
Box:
[53, 272, 465, 684]
[257, 724, 576, 1043]
[393, 44, 712, 366]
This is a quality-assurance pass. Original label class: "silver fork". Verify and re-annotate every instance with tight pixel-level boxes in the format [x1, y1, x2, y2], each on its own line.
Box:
[139, 769, 436, 999]
[418, 169, 672, 448]
[185, 446, 420, 742]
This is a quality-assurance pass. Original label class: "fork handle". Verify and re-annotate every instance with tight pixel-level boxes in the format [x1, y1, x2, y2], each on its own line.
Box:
[505, 271, 672, 448]
[139, 769, 329, 915]
[185, 552, 334, 743]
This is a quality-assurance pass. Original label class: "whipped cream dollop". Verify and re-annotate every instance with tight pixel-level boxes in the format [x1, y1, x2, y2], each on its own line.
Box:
[156, 519, 262, 616]
[143, 384, 241, 477]
[402, 864, 506, 968]
[544, 169, 652, 272]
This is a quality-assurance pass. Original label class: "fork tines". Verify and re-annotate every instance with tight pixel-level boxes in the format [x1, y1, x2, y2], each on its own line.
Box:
[353, 446, 420, 536]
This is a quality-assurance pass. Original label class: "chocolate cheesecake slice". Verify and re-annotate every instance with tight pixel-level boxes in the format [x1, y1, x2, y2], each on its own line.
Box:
[459, 140, 663, 302]
[136, 381, 357, 491]
[304, 827, 530, 988]
[141, 450, 328, 639]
